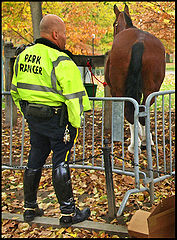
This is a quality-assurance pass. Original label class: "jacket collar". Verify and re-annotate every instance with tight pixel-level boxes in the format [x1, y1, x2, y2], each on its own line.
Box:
[35, 38, 74, 60]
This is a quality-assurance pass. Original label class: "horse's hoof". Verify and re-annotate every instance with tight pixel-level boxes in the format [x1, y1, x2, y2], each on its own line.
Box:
[141, 145, 146, 151]
[141, 140, 146, 147]
[128, 145, 134, 154]
[141, 140, 154, 147]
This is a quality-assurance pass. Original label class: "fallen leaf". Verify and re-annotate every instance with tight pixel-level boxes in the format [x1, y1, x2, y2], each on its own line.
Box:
[18, 222, 30, 231]
[122, 176, 134, 185]
[56, 228, 65, 235]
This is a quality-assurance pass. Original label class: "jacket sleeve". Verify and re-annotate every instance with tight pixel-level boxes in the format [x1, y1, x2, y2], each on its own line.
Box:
[10, 58, 23, 115]
[55, 58, 91, 128]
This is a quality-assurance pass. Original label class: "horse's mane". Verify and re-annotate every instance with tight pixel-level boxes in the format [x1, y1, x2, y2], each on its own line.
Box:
[123, 12, 134, 28]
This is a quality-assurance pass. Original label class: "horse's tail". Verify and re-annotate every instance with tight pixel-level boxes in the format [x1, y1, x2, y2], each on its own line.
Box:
[125, 42, 144, 124]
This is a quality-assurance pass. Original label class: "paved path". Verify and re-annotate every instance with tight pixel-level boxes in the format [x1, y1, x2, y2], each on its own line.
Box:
[2, 212, 128, 237]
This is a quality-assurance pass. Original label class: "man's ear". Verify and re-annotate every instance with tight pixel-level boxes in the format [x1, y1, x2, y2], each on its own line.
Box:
[52, 31, 58, 40]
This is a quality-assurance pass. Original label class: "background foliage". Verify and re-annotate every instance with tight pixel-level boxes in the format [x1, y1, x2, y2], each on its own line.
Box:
[2, 1, 175, 54]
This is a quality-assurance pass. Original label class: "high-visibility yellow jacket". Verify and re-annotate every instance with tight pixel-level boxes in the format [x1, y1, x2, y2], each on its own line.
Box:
[11, 38, 91, 128]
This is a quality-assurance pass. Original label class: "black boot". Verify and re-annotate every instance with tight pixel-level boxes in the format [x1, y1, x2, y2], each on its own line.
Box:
[23, 167, 44, 222]
[52, 162, 90, 227]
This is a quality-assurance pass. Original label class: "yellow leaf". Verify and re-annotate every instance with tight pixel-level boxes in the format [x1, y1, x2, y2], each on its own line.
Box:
[2, 192, 7, 200]
[80, 172, 86, 177]
[138, 193, 144, 201]
[47, 226, 53, 231]
[8, 176, 15, 181]
[43, 202, 51, 209]
[123, 213, 130, 218]
[93, 187, 97, 194]
[18, 222, 30, 231]
[56, 228, 65, 235]
[79, 202, 85, 207]
[91, 210, 97, 215]
[12, 217, 19, 220]
[70, 232, 77, 237]
[49, 232, 56, 238]
[17, 183, 23, 189]
[164, 19, 170, 24]
[110, 219, 118, 224]
[78, 189, 85, 195]
[65, 227, 72, 233]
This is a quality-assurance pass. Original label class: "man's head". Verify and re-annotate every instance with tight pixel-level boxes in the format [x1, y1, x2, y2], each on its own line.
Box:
[40, 14, 66, 50]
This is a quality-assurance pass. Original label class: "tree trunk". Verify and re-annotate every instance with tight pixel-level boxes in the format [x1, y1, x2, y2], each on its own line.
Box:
[29, 2, 43, 41]
[104, 86, 112, 131]
[4, 42, 17, 127]
[104, 53, 112, 131]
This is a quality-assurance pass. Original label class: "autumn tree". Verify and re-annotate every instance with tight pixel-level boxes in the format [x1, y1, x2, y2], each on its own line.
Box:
[2, 2, 33, 44]
[129, 1, 175, 54]
[29, 2, 42, 41]
[2, 2, 175, 54]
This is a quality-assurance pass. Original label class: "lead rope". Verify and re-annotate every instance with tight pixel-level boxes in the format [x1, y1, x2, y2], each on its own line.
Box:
[86, 60, 107, 87]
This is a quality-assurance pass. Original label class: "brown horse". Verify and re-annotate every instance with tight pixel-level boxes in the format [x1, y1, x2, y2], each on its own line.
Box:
[105, 4, 165, 154]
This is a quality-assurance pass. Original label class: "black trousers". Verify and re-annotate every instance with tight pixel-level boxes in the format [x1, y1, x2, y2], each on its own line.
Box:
[26, 114, 77, 169]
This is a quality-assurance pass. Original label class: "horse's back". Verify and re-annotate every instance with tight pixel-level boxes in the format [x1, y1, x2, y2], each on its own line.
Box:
[112, 28, 165, 58]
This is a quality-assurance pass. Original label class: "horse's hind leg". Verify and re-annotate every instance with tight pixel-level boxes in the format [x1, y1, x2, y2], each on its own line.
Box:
[139, 99, 154, 147]
[139, 124, 154, 147]
[125, 103, 142, 154]
[128, 122, 142, 154]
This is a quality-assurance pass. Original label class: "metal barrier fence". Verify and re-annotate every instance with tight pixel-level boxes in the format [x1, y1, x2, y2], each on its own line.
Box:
[145, 90, 175, 204]
[2, 90, 175, 216]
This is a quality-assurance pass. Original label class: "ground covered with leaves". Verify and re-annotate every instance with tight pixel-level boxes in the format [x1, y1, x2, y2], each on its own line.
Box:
[2, 168, 175, 238]
[2, 73, 175, 238]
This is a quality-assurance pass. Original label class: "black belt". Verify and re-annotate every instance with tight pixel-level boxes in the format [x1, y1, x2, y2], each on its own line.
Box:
[20, 100, 67, 126]
[20, 100, 62, 113]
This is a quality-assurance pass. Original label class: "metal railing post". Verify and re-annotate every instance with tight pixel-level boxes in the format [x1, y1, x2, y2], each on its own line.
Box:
[102, 138, 116, 219]
[145, 95, 155, 204]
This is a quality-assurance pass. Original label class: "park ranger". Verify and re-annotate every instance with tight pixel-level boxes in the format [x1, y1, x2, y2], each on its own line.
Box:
[11, 14, 91, 226]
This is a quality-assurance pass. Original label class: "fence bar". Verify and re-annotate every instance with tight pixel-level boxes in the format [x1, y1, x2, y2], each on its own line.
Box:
[92, 100, 95, 165]
[162, 95, 166, 172]
[101, 101, 104, 168]
[154, 97, 159, 177]
[133, 100, 140, 189]
[117, 186, 149, 217]
[82, 112, 86, 165]
[145, 96, 155, 204]
[10, 97, 13, 166]
[153, 172, 175, 183]
[122, 101, 125, 171]
[73, 141, 76, 163]
[20, 116, 25, 166]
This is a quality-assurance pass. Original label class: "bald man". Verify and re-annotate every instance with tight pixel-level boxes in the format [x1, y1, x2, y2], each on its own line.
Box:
[40, 14, 66, 50]
[11, 14, 91, 226]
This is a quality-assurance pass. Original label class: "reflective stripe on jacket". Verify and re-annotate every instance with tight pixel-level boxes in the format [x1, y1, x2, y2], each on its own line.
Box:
[11, 41, 91, 128]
